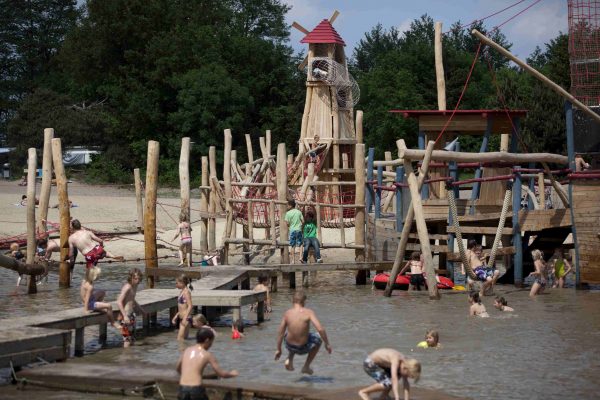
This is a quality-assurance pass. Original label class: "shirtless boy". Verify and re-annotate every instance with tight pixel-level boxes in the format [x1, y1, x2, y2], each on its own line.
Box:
[275, 290, 332, 375]
[176, 327, 238, 400]
[467, 244, 500, 296]
[250, 274, 272, 314]
[116, 268, 146, 347]
[173, 213, 192, 267]
[358, 348, 421, 400]
[68, 219, 123, 269]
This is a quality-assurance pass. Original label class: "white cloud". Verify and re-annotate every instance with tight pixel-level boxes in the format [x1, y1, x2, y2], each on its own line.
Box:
[283, 0, 323, 22]
[397, 18, 413, 35]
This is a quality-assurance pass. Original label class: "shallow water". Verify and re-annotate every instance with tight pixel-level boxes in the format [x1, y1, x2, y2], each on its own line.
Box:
[1, 266, 600, 399]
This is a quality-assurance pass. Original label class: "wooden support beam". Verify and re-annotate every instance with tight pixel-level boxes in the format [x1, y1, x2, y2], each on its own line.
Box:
[38, 128, 53, 234]
[200, 157, 209, 252]
[434, 22, 446, 110]
[223, 130, 233, 255]
[134, 168, 144, 232]
[179, 137, 191, 220]
[51, 139, 71, 288]
[144, 140, 159, 288]
[208, 146, 217, 252]
[26, 148, 37, 294]
[399, 149, 568, 164]
[276, 144, 289, 264]
[245, 134, 254, 164]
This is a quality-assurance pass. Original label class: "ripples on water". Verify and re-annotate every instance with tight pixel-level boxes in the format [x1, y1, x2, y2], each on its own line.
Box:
[1, 267, 600, 399]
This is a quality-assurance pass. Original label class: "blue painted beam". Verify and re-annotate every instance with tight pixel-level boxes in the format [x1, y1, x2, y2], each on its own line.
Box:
[565, 101, 581, 288]
[396, 166, 404, 233]
[366, 148, 375, 213]
[375, 165, 383, 219]
[512, 169, 523, 286]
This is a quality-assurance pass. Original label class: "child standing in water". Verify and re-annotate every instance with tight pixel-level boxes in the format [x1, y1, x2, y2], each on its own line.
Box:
[173, 213, 192, 267]
[284, 199, 303, 264]
[494, 296, 514, 312]
[80, 266, 118, 328]
[550, 248, 573, 288]
[528, 249, 547, 297]
[117, 268, 146, 347]
[231, 319, 245, 340]
[275, 290, 332, 375]
[250, 274, 272, 314]
[468, 292, 489, 317]
[176, 328, 238, 400]
[358, 348, 421, 400]
[399, 251, 425, 291]
[172, 274, 194, 340]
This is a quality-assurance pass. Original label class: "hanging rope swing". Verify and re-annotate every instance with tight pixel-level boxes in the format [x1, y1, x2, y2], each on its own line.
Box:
[447, 181, 513, 280]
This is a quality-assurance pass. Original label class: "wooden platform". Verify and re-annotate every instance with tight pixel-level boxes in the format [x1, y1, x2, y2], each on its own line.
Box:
[0, 326, 71, 368]
[16, 362, 468, 400]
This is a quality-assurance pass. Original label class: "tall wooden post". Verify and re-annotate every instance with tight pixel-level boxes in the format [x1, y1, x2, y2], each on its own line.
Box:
[144, 141, 159, 288]
[356, 110, 364, 144]
[276, 144, 289, 265]
[200, 156, 209, 253]
[384, 140, 436, 297]
[25, 148, 37, 294]
[245, 134, 254, 164]
[223, 130, 233, 260]
[51, 139, 71, 288]
[134, 168, 144, 232]
[208, 146, 217, 251]
[38, 128, 54, 234]
[434, 22, 447, 111]
[355, 144, 366, 283]
[179, 137, 191, 220]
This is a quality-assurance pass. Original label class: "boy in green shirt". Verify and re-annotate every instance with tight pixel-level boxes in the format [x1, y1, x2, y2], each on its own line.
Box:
[301, 209, 322, 263]
[284, 199, 304, 263]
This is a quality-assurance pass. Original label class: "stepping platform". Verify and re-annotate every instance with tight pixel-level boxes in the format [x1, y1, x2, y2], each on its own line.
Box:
[0, 326, 71, 369]
[17, 362, 466, 400]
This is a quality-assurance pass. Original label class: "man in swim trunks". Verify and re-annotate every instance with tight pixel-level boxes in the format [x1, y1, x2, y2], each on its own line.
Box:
[359, 348, 421, 400]
[68, 219, 123, 269]
[275, 290, 332, 375]
[176, 327, 238, 400]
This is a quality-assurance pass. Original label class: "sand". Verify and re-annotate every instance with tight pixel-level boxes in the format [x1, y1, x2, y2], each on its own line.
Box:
[0, 179, 355, 264]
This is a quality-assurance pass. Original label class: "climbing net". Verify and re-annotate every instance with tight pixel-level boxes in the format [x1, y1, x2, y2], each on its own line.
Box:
[310, 57, 360, 109]
[569, 0, 600, 106]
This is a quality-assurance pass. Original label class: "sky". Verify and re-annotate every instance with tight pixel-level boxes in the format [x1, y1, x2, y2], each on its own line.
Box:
[283, 0, 568, 60]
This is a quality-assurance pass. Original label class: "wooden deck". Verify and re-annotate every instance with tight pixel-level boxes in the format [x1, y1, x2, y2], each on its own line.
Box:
[0, 326, 71, 368]
[16, 361, 468, 400]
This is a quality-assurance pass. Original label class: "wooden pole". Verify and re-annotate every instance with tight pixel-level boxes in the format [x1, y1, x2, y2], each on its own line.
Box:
[223, 131, 233, 261]
[208, 146, 217, 251]
[500, 133, 510, 152]
[200, 156, 209, 252]
[355, 144, 366, 282]
[300, 162, 315, 199]
[434, 22, 447, 110]
[245, 134, 254, 165]
[384, 140, 436, 297]
[134, 168, 144, 232]
[472, 29, 600, 125]
[51, 138, 71, 288]
[266, 130, 272, 157]
[144, 141, 159, 288]
[356, 110, 363, 144]
[538, 173, 546, 209]
[25, 148, 37, 294]
[179, 137, 191, 220]
[276, 143, 289, 264]
[0, 254, 47, 276]
[403, 157, 440, 299]
[38, 128, 53, 234]
[398, 148, 568, 164]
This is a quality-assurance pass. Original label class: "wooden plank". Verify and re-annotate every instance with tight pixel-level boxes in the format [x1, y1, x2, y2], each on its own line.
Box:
[447, 226, 513, 235]
[447, 246, 515, 261]
[0, 327, 71, 368]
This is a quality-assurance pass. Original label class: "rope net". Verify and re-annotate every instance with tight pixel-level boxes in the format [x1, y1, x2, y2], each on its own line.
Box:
[569, 0, 600, 106]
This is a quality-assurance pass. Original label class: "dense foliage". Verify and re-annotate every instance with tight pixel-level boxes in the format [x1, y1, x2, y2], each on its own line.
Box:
[1, 2, 571, 184]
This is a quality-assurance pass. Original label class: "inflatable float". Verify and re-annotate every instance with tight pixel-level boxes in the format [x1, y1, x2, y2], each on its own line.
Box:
[372, 273, 454, 291]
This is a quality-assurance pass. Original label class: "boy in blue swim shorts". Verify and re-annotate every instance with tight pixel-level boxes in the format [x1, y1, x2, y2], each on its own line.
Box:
[284, 199, 304, 263]
[359, 348, 421, 400]
[275, 290, 332, 375]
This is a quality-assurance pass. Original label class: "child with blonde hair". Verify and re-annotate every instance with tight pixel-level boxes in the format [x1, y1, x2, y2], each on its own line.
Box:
[417, 329, 440, 348]
[80, 267, 117, 328]
[172, 274, 193, 340]
[358, 348, 420, 400]
[528, 249, 547, 297]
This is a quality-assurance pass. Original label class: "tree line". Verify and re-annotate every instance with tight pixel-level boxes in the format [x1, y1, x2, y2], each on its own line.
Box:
[0, 1, 569, 184]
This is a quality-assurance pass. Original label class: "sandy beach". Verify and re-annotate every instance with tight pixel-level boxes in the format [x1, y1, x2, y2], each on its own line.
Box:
[0, 179, 355, 264]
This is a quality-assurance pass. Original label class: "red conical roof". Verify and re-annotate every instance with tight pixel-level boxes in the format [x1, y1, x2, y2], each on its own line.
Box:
[300, 19, 345, 46]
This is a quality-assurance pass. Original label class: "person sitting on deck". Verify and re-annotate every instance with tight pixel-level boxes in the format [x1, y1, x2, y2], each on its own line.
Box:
[358, 348, 421, 400]
[117, 268, 146, 347]
[176, 327, 238, 400]
[275, 290, 332, 375]
[173, 212, 192, 267]
[398, 251, 425, 291]
[68, 219, 123, 270]
[80, 266, 118, 328]
[468, 291, 489, 318]
[467, 243, 500, 296]
[301, 209, 322, 264]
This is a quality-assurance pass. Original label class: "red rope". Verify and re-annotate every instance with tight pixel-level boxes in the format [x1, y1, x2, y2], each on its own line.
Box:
[433, 41, 483, 145]
[493, 0, 543, 30]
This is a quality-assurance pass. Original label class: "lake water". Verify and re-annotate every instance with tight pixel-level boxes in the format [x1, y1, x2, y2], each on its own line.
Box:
[1, 265, 600, 399]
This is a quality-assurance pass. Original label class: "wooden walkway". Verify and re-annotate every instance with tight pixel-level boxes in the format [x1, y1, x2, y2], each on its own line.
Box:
[16, 361, 468, 400]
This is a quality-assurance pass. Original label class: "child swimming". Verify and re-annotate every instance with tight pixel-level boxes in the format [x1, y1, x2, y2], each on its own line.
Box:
[417, 329, 440, 348]
[494, 296, 514, 312]
[468, 292, 489, 318]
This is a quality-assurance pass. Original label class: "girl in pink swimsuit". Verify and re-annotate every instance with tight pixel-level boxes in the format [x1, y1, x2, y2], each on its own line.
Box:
[173, 213, 193, 267]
